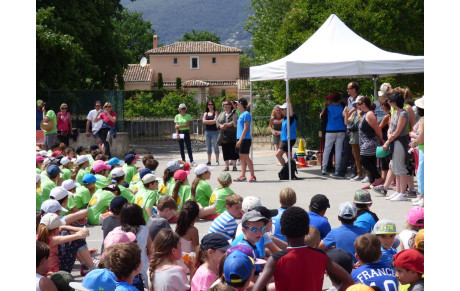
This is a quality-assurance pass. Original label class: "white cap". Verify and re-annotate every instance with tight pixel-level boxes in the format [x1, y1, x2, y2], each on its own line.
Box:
[111, 168, 126, 178]
[142, 174, 158, 184]
[40, 213, 63, 230]
[242, 196, 262, 213]
[40, 199, 68, 213]
[194, 164, 213, 176]
[76, 155, 90, 165]
[178, 103, 187, 109]
[43, 157, 52, 167]
[279, 103, 288, 109]
[60, 157, 72, 166]
[61, 180, 80, 191]
[39, 150, 49, 157]
[36, 173, 42, 183]
[50, 187, 72, 200]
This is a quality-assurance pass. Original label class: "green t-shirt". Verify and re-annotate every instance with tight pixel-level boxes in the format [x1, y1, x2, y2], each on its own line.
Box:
[36, 168, 41, 174]
[158, 177, 174, 198]
[87, 189, 115, 225]
[76, 168, 89, 185]
[209, 187, 235, 214]
[129, 171, 140, 188]
[118, 184, 135, 203]
[62, 195, 77, 215]
[174, 113, 192, 131]
[74, 186, 91, 209]
[94, 174, 110, 191]
[194, 180, 213, 207]
[61, 168, 72, 181]
[37, 179, 56, 211]
[417, 117, 424, 152]
[123, 164, 138, 184]
[174, 185, 192, 212]
[45, 110, 57, 134]
[133, 188, 158, 222]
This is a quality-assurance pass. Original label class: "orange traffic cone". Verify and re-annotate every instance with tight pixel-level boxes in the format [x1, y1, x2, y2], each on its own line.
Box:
[298, 156, 307, 167]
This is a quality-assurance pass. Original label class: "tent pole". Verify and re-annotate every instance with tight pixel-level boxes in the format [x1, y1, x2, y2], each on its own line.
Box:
[250, 82, 253, 161]
[286, 79, 291, 181]
[373, 76, 378, 100]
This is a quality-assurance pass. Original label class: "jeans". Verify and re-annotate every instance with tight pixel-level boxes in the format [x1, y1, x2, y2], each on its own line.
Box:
[205, 130, 220, 154]
[178, 131, 194, 162]
[44, 132, 58, 150]
[338, 132, 354, 176]
[417, 150, 424, 195]
[322, 132, 345, 172]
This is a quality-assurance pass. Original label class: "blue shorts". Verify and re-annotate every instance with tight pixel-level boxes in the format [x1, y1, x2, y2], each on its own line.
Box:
[93, 131, 102, 141]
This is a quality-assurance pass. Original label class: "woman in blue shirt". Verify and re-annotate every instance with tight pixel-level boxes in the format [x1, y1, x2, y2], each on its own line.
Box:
[234, 98, 256, 182]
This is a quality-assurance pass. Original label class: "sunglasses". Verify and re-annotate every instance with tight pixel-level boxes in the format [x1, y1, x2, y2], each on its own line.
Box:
[243, 225, 266, 233]
[357, 102, 363, 105]
[104, 106, 111, 108]
[61, 107, 67, 110]
[180, 108, 186, 110]
[208, 104, 214, 106]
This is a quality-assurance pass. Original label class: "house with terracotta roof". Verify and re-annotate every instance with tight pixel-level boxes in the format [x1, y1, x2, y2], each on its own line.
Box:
[123, 35, 250, 101]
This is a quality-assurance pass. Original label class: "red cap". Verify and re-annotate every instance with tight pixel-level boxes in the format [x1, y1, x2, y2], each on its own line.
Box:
[52, 151, 62, 157]
[173, 170, 190, 182]
[325, 94, 334, 100]
[182, 162, 191, 172]
[393, 249, 424, 274]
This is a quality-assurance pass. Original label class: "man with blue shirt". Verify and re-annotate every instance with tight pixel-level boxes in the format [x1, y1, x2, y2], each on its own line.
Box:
[307, 194, 332, 240]
[275, 97, 297, 166]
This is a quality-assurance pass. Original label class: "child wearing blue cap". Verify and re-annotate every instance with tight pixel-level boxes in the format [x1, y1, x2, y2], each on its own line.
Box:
[37, 165, 62, 211]
[222, 250, 255, 290]
[74, 174, 100, 209]
[122, 154, 139, 184]
[70, 268, 117, 291]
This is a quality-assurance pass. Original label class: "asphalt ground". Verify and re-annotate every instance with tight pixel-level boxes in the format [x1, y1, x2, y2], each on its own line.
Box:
[72, 144, 416, 288]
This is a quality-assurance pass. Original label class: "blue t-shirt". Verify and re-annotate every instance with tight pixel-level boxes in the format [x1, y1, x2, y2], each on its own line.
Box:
[326, 104, 346, 132]
[307, 211, 331, 240]
[115, 281, 139, 291]
[352, 262, 398, 291]
[232, 238, 262, 273]
[354, 212, 377, 233]
[378, 247, 397, 268]
[322, 225, 368, 263]
[236, 111, 251, 139]
[271, 207, 287, 242]
[281, 114, 297, 142]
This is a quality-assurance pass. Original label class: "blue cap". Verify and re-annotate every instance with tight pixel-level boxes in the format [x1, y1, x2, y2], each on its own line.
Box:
[46, 165, 63, 178]
[223, 251, 254, 284]
[107, 157, 122, 167]
[82, 174, 100, 185]
[139, 168, 154, 179]
[124, 154, 138, 165]
[69, 268, 116, 291]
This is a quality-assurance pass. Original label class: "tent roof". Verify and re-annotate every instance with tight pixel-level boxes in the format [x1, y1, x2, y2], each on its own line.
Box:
[249, 14, 424, 81]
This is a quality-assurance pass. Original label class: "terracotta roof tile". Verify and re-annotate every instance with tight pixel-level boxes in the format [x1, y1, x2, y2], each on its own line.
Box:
[123, 64, 152, 83]
[146, 41, 243, 55]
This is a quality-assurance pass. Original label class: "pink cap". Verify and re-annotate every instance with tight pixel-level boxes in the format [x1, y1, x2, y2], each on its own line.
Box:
[174, 169, 190, 181]
[92, 160, 112, 173]
[406, 206, 424, 226]
[182, 162, 191, 172]
[52, 151, 62, 157]
[36, 156, 45, 164]
[103, 229, 136, 249]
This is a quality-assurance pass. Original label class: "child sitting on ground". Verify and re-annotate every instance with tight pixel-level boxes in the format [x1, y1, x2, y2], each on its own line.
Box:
[60, 157, 74, 181]
[158, 160, 183, 198]
[307, 194, 332, 240]
[101, 196, 128, 253]
[147, 196, 177, 241]
[353, 190, 379, 233]
[90, 160, 111, 191]
[271, 187, 297, 242]
[86, 184, 118, 225]
[393, 249, 424, 291]
[352, 233, 398, 291]
[171, 169, 192, 212]
[175, 200, 200, 271]
[399, 207, 424, 251]
[36, 241, 58, 291]
[325, 249, 354, 291]
[222, 251, 256, 291]
[122, 154, 139, 184]
[73, 155, 90, 185]
[191, 164, 214, 208]
[252, 206, 355, 291]
[209, 194, 243, 240]
[104, 242, 143, 291]
[373, 219, 398, 268]
[110, 167, 135, 203]
[133, 173, 159, 222]
[209, 172, 235, 214]
[74, 174, 99, 210]
[130, 158, 159, 192]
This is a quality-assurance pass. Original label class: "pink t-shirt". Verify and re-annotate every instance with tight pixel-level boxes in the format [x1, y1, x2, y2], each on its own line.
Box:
[100, 112, 116, 127]
[191, 265, 218, 291]
[57, 112, 71, 131]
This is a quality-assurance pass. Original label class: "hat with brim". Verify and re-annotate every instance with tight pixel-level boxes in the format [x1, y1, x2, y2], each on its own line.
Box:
[414, 96, 424, 109]
[40, 119, 54, 132]
[376, 146, 390, 158]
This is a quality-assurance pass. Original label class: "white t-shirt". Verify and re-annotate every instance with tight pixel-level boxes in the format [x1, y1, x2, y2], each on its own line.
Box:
[36, 273, 43, 291]
[87, 109, 103, 133]
[399, 229, 417, 250]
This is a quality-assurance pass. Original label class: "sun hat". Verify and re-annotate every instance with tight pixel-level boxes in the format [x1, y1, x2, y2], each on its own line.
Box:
[110, 196, 128, 211]
[47, 165, 63, 179]
[393, 249, 424, 274]
[107, 157, 122, 167]
[353, 190, 372, 204]
[52, 151, 63, 158]
[76, 155, 90, 165]
[373, 219, 398, 235]
[39, 150, 49, 157]
[75, 146, 86, 154]
[346, 284, 375, 291]
[325, 94, 334, 100]
[40, 119, 54, 132]
[338, 202, 357, 219]
[36, 156, 45, 164]
[103, 229, 137, 249]
[310, 194, 330, 211]
[406, 207, 424, 226]
[279, 103, 288, 109]
[111, 167, 126, 178]
[241, 210, 269, 225]
[218, 172, 232, 185]
[89, 145, 99, 151]
[182, 162, 191, 171]
[41, 199, 68, 213]
[142, 174, 159, 184]
[40, 213, 63, 230]
[201, 233, 231, 251]
[174, 170, 190, 181]
[378, 83, 392, 97]
[61, 180, 80, 191]
[69, 269, 117, 291]
[166, 160, 183, 172]
[124, 154, 139, 165]
[82, 173, 100, 185]
[92, 160, 111, 173]
[242, 196, 261, 213]
[194, 164, 213, 175]
[327, 249, 354, 274]
[414, 96, 424, 109]
[226, 245, 266, 265]
[223, 251, 255, 284]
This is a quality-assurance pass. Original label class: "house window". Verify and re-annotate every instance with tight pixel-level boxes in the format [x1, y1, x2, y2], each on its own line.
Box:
[173, 58, 178, 65]
[212, 57, 216, 64]
[191, 56, 199, 69]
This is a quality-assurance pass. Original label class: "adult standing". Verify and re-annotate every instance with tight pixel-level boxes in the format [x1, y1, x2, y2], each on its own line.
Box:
[86, 101, 104, 152]
[41, 102, 58, 151]
[36, 100, 44, 130]
[375, 83, 392, 123]
[216, 100, 238, 171]
[234, 98, 256, 182]
[93, 102, 117, 158]
[409, 96, 424, 207]
[269, 105, 283, 151]
[319, 94, 334, 172]
[175, 103, 196, 167]
[275, 98, 297, 166]
[202, 100, 220, 166]
[383, 91, 410, 201]
[57, 103, 72, 146]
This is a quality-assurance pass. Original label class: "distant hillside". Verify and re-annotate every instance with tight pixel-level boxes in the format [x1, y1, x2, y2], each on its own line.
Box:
[121, 0, 252, 49]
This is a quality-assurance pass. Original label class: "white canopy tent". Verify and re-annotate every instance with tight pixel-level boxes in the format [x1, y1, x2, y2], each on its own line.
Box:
[248, 14, 424, 180]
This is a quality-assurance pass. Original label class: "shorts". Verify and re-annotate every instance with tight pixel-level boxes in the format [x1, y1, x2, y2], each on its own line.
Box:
[271, 134, 281, 145]
[93, 131, 102, 142]
[236, 139, 251, 154]
[280, 139, 296, 152]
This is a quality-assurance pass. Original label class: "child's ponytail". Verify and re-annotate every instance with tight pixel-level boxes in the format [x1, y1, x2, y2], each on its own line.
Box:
[36, 224, 50, 244]
[171, 179, 182, 203]
[190, 175, 202, 200]
[190, 244, 208, 281]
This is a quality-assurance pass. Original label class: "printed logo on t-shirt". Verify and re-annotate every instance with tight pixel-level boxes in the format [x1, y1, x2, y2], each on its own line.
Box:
[159, 184, 167, 195]
[37, 188, 42, 196]
[134, 195, 144, 208]
[209, 193, 217, 205]
[132, 173, 139, 182]
[88, 193, 100, 210]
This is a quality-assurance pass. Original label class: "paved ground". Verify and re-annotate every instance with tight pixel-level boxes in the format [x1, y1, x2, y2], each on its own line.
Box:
[72, 144, 416, 288]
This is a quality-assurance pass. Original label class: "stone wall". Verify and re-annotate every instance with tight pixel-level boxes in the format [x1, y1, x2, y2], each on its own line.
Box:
[69, 132, 130, 157]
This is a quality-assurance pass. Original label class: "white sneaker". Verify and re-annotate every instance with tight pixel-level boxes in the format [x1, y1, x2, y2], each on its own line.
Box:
[190, 161, 197, 167]
[386, 192, 399, 200]
[390, 193, 408, 201]
[352, 175, 364, 181]
[411, 196, 422, 203]
[413, 198, 424, 206]
[361, 176, 370, 183]
[237, 160, 241, 165]
[215, 161, 220, 166]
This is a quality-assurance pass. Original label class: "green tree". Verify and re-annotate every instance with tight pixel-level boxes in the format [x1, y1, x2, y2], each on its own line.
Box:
[179, 29, 221, 43]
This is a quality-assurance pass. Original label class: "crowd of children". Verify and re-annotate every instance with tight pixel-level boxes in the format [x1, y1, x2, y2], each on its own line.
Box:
[36, 143, 424, 291]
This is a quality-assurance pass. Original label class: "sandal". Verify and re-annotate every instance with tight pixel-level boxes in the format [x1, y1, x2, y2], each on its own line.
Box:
[232, 167, 237, 171]
[224, 167, 229, 171]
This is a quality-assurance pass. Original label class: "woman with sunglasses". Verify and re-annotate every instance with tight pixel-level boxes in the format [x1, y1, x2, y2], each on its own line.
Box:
[203, 100, 220, 166]
[93, 102, 116, 158]
[175, 103, 196, 167]
[216, 101, 238, 171]
[57, 103, 72, 146]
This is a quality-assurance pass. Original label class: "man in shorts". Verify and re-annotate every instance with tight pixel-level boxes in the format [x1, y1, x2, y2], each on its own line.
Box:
[86, 100, 104, 151]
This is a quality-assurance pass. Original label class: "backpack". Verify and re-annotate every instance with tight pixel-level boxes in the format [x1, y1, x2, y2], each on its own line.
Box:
[278, 160, 299, 180]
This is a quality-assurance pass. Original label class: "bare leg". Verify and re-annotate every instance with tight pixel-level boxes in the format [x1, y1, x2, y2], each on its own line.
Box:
[64, 210, 88, 225]
[240, 154, 248, 177]
[198, 205, 217, 219]
[78, 248, 95, 268]
[275, 149, 286, 166]
[399, 174, 408, 194]
[384, 167, 395, 190]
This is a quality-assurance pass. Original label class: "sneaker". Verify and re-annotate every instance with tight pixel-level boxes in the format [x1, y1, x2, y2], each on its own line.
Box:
[412, 198, 424, 207]
[386, 192, 399, 200]
[234, 176, 247, 182]
[206, 162, 211, 166]
[81, 265, 90, 276]
[330, 173, 346, 179]
[191, 161, 197, 167]
[373, 185, 388, 196]
[361, 176, 370, 183]
[249, 176, 257, 182]
[321, 169, 327, 175]
[411, 195, 422, 203]
[237, 160, 241, 165]
[348, 174, 357, 179]
[406, 190, 417, 198]
[215, 161, 220, 166]
[390, 193, 408, 201]
[352, 175, 364, 181]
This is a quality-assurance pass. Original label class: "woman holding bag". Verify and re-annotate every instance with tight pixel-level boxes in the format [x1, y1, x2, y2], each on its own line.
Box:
[216, 100, 238, 171]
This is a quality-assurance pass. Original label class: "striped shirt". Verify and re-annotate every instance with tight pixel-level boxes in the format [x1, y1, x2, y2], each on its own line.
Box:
[208, 211, 237, 240]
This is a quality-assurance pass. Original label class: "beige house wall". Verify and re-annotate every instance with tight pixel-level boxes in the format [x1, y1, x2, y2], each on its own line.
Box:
[124, 83, 152, 90]
[149, 54, 240, 82]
